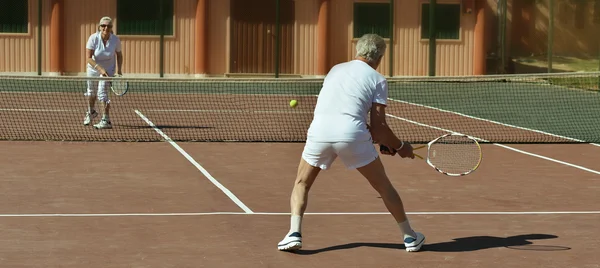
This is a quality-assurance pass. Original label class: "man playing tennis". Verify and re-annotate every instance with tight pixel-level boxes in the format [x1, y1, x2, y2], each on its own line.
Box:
[277, 34, 426, 253]
[83, 16, 123, 129]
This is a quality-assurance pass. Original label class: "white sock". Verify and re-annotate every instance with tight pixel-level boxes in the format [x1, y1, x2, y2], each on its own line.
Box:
[398, 220, 417, 240]
[102, 114, 110, 121]
[289, 215, 302, 234]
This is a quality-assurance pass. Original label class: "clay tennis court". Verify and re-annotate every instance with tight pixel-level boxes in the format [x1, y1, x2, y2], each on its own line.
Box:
[2, 114, 600, 267]
[2, 75, 600, 267]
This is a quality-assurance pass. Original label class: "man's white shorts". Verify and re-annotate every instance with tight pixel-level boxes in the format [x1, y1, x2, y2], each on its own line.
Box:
[301, 139, 379, 170]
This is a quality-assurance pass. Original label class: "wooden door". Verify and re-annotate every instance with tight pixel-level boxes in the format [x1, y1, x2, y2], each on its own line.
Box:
[230, 0, 295, 74]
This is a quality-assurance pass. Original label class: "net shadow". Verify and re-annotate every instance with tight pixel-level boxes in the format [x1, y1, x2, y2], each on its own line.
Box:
[118, 124, 214, 130]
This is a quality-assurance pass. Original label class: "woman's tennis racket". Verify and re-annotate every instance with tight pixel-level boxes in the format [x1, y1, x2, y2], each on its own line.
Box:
[110, 75, 129, 96]
[381, 133, 482, 176]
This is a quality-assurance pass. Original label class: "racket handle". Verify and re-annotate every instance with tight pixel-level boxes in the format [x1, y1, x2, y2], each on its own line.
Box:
[379, 144, 395, 154]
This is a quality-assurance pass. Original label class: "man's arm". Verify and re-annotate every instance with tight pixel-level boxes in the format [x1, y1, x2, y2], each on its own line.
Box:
[370, 103, 414, 158]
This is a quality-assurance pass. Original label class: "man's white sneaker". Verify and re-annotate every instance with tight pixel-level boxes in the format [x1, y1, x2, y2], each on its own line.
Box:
[404, 232, 426, 252]
[83, 110, 98, 126]
[93, 119, 112, 129]
[277, 232, 302, 251]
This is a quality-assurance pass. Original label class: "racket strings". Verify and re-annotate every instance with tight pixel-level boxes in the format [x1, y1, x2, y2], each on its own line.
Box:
[427, 135, 481, 175]
[111, 79, 128, 95]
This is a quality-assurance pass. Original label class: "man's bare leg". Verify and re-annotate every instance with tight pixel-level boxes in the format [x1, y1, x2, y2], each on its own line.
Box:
[290, 158, 321, 216]
[278, 158, 321, 251]
[357, 156, 425, 252]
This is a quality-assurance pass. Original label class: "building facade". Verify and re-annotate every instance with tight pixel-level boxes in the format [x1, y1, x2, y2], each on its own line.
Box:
[0, 0, 493, 77]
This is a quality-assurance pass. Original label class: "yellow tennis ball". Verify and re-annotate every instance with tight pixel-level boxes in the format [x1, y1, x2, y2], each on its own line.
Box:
[290, 100, 298, 108]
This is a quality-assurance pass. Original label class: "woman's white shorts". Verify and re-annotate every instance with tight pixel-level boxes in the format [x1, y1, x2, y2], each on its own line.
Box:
[84, 67, 114, 103]
[301, 139, 379, 170]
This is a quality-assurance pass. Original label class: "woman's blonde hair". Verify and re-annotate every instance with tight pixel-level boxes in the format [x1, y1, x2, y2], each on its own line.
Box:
[99, 16, 112, 25]
[97, 16, 113, 31]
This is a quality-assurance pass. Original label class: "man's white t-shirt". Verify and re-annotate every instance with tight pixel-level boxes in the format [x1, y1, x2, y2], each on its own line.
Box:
[86, 32, 121, 74]
[306, 59, 388, 143]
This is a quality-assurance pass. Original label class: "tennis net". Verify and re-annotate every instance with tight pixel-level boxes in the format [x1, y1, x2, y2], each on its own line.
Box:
[1, 72, 599, 144]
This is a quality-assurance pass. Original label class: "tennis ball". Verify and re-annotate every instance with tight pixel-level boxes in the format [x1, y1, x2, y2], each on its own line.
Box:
[290, 100, 298, 108]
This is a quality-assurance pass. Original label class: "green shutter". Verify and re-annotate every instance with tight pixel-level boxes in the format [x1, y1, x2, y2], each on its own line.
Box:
[421, 3, 461, 40]
[117, 0, 173, 35]
[0, 0, 29, 33]
[353, 3, 390, 38]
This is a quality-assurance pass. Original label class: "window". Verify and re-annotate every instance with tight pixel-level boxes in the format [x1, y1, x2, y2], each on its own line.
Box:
[353, 3, 391, 38]
[421, 3, 461, 40]
[117, 0, 174, 35]
[0, 0, 28, 33]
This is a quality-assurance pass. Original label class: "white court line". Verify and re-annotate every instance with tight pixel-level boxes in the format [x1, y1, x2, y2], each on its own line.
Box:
[134, 109, 254, 214]
[146, 109, 313, 114]
[388, 97, 600, 147]
[386, 114, 600, 175]
[0, 108, 78, 112]
[0, 211, 599, 217]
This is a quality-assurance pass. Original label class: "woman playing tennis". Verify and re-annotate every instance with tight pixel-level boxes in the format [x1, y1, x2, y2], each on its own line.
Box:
[83, 16, 123, 129]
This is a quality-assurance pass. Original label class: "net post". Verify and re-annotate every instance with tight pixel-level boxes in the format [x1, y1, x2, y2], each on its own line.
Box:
[275, 0, 281, 78]
[159, 0, 165, 78]
[500, 0, 507, 74]
[389, 0, 394, 77]
[428, 0, 437, 76]
[37, 0, 42, 75]
[548, 0, 554, 73]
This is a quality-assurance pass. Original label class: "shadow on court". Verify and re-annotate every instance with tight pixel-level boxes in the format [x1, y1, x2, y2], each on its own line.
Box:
[294, 234, 570, 255]
[119, 124, 213, 129]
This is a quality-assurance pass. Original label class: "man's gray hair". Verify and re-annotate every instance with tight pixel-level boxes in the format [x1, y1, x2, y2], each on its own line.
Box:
[355, 34, 386, 63]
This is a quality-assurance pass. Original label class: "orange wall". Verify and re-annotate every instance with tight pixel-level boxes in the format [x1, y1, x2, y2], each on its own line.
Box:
[207, 0, 321, 76]
[62, 0, 197, 76]
[330, 0, 476, 77]
[164, 0, 197, 75]
[63, 0, 116, 75]
[207, 0, 230, 75]
[510, 0, 600, 58]
[395, 0, 475, 76]
[294, 0, 320, 75]
[0, 0, 50, 74]
[1, 0, 483, 77]
[328, 0, 392, 76]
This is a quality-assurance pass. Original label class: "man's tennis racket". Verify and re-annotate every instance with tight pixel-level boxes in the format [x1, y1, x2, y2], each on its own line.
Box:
[110, 75, 129, 96]
[381, 133, 482, 176]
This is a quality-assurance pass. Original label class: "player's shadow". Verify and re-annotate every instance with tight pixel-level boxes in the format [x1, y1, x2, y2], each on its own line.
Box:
[294, 234, 570, 255]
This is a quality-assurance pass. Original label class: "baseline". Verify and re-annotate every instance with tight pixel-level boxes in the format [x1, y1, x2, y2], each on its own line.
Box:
[1, 211, 599, 217]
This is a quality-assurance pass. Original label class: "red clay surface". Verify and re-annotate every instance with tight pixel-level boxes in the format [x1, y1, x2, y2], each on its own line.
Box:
[1, 139, 599, 267]
[0, 142, 243, 214]
[1, 214, 598, 267]
[180, 143, 600, 213]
